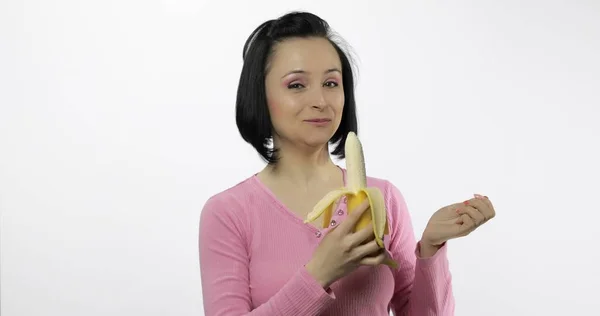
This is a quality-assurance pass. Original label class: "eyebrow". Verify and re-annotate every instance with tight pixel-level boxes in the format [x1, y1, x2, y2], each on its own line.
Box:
[281, 68, 341, 78]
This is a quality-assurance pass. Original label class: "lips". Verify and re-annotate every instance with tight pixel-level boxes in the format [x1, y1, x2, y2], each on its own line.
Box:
[305, 118, 331, 122]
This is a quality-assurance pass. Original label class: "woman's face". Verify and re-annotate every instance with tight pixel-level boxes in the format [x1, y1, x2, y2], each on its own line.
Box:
[264, 37, 345, 149]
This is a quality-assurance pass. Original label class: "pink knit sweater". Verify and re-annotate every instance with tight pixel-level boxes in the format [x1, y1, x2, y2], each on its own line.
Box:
[199, 168, 455, 315]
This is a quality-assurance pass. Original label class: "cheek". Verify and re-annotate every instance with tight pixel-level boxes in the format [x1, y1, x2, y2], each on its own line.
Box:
[267, 94, 285, 118]
[268, 102, 280, 117]
[266, 86, 283, 118]
[268, 101, 292, 127]
[268, 97, 302, 119]
[332, 93, 345, 113]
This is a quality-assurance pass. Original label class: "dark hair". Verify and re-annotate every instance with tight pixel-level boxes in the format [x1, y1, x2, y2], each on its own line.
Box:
[235, 11, 359, 164]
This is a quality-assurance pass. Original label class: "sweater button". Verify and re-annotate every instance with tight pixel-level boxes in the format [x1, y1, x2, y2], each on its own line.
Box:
[330, 220, 337, 227]
[337, 209, 344, 216]
[315, 231, 322, 238]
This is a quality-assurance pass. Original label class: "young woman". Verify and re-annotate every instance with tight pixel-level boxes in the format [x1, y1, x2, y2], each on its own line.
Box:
[199, 11, 496, 316]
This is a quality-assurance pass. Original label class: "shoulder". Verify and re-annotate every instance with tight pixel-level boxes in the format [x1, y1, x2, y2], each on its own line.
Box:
[365, 175, 407, 207]
[363, 174, 415, 244]
[203, 177, 251, 207]
[339, 167, 408, 208]
[363, 174, 411, 225]
[200, 175, 261, 226]
[199, 176, 263, 253]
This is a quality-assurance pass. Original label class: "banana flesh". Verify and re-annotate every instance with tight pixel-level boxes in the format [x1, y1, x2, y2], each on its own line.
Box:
[304, 132, 399, 269]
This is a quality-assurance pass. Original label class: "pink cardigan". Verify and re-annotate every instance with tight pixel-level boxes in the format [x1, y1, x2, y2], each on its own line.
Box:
[199, 169, 455, 315]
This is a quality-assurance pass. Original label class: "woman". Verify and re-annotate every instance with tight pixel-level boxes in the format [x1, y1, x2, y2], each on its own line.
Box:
[199, 11, 495, 316]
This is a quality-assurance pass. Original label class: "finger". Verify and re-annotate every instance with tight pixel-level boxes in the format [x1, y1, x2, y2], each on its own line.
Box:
[478, 198, 495, 220]
[338, 198, 370, 234]
[457, 205, 486, 226]
[481, 196, 496, 219]
[348, 223, 376, 247]
[359, 249, 387, 266]
[464, 198, 492, 221]
[475, 194, 494, 211]
[457, 213, 475, 236]
[351, 239, 381, 260]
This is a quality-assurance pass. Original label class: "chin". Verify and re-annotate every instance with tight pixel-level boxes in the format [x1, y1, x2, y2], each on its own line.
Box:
[302, 131, 336, 147]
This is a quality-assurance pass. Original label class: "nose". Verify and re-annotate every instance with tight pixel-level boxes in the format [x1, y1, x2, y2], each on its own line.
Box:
[311, 89, 327, 110]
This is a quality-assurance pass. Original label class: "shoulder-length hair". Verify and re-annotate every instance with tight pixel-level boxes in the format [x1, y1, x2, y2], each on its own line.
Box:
[235, 11, 359, 164]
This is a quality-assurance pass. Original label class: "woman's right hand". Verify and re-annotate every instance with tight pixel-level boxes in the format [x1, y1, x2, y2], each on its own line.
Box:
[305, 199, 389, 289]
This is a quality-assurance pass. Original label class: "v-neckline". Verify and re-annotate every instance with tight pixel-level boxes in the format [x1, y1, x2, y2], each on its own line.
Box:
[251, 165, 347, 233]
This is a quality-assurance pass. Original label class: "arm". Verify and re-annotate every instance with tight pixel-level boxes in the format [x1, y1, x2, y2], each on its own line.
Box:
[385, 182, 455, 316]
[198, 195, 336, 316]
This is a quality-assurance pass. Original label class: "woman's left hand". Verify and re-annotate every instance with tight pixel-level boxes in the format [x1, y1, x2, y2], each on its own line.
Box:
[421, 194, 496, 247]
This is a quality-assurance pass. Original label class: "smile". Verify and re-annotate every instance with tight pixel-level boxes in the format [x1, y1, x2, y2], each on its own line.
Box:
[304, 118, 332, 126]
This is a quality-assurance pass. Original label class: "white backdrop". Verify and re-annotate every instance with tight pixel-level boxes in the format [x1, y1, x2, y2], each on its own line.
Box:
[2, 0, 599, 315]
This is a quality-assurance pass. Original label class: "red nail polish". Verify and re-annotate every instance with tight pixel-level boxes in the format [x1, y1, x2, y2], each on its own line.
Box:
[463, 200, 470, 205]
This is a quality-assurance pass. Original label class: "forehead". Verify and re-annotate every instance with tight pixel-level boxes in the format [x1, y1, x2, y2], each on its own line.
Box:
[267, 37, 341, 75]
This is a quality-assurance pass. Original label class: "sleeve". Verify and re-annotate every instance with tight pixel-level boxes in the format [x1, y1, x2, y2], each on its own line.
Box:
[198, 195, 336, 316]
[385, 182, 456, 316]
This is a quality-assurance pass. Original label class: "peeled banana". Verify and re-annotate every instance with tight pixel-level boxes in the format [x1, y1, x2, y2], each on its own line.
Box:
[304, 132, 399, 269]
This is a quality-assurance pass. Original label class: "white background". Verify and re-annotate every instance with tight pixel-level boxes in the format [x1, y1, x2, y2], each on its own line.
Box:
[2, 0, 599, 315]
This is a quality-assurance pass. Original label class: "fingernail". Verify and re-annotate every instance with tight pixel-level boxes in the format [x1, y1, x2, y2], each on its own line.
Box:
[474, 194, 484, 199]
[463, 200, 470, 205]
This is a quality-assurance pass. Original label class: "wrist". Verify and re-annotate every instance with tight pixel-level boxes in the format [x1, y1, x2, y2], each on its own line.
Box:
[419, 238, 443, 258]
[420, 232, 444, 248]
[305, 261, 332, 289]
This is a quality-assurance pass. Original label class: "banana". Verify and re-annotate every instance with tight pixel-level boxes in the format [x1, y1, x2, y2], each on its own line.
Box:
[304, 131, 399, 269]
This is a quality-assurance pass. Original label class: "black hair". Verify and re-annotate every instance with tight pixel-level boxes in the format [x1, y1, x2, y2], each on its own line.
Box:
[235, 11, 359, 164]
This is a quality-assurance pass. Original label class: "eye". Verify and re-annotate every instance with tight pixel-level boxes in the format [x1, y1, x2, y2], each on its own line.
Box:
[324, 81, 339, 88]
[287, 83, 304, 89]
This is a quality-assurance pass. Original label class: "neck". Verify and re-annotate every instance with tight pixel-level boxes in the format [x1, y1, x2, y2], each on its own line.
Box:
[261, 138, 340, 190]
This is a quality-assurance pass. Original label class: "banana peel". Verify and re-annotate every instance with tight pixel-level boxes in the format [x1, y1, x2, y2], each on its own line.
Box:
[304, 132, 399, 269]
